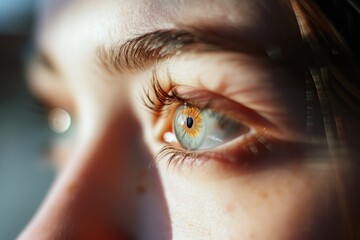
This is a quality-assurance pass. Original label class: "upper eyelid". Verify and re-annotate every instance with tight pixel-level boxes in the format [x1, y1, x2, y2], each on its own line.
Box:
[176, 89, 277, 132]
[142, 72, 278, 134]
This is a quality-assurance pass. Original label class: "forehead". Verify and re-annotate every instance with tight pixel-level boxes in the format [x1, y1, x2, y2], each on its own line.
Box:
[37, 0, 294, 49]
[35, 0, 300, 89]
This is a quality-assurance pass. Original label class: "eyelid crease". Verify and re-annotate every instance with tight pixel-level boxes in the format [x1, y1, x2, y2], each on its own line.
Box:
[142, 71, 279, 135]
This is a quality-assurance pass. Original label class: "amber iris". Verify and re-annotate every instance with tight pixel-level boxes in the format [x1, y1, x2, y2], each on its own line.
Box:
[179, 106, 202, 138]
[173, 105, 206, 150]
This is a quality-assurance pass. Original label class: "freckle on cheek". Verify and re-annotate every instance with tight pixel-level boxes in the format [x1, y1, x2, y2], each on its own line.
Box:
[136, 185, 146, 194]
[225, 203, 236, 214]
[290, 165, 302, 176]
[258, 190, 268, 200]
[137, 170, 148, 194]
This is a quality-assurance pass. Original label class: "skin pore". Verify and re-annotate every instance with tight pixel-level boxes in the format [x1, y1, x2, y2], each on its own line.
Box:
[19, 0, 346, 239]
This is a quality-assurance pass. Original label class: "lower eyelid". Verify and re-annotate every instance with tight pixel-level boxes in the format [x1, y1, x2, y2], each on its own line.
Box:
[159, 129, 260, 166]
[158, 134, 307, 179]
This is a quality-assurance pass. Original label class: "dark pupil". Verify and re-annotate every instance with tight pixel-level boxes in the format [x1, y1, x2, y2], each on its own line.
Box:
[186, 116, 194, 128]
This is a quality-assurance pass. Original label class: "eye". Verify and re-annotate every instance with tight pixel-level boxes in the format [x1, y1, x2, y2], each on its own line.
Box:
[172, 103, 249, 150]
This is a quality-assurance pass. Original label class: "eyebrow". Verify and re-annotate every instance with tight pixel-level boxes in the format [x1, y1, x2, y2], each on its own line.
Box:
[97, 27, 267, 74]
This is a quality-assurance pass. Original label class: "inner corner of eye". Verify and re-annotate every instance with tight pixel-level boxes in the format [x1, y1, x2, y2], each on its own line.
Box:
[163, 131, 177, 143]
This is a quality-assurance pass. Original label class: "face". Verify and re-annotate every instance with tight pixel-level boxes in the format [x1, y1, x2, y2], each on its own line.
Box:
[19, 0, 344, 239]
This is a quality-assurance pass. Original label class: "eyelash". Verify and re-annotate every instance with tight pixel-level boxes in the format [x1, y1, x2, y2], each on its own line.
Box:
[143, 72, 272, 168]
[142, 73, 213, 167]
[142, 72, 184, 114]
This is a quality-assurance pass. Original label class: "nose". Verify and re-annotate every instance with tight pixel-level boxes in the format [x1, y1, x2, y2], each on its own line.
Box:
[18, 108, 170, 240]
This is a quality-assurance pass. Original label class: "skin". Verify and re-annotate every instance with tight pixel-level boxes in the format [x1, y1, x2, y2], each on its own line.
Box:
[18, 0, 345, 239]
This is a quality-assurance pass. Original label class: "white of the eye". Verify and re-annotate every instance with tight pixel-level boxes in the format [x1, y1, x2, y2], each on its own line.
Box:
[198, 111, 244, 149]
[48, 108, 71, 133]
[207, 135, 223, 143]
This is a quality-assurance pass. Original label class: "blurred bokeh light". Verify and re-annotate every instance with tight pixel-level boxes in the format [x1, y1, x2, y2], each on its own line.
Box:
[0, 0, 55, 239]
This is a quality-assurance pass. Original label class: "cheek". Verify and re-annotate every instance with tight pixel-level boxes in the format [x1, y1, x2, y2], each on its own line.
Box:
[159, 161, 336, 240]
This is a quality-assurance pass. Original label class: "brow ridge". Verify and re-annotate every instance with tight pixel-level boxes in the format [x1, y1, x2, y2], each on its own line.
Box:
[97, 27, 265, 74]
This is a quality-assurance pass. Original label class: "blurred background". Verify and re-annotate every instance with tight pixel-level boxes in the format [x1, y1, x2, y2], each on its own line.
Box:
[0, 0, 359, 239]
[0, 0, 54, 239]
